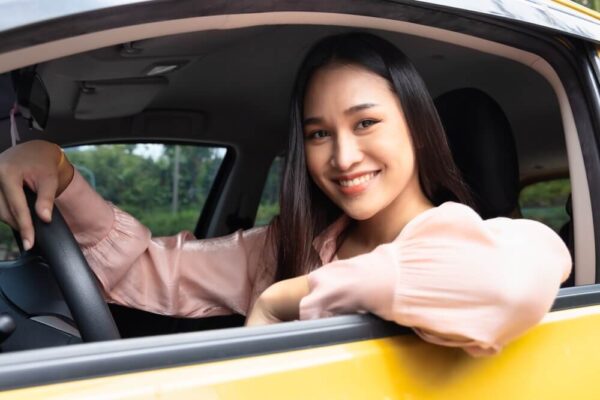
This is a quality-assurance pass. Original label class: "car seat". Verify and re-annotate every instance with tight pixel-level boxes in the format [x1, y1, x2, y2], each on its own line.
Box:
[434, 88, 574, 286]
[434, 88, 520, 219]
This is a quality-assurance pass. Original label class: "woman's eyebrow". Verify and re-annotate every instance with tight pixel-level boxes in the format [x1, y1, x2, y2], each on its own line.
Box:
[303, 103, 379, 126]
[344, 103, 378, 115]
[303, 116, 322, 126]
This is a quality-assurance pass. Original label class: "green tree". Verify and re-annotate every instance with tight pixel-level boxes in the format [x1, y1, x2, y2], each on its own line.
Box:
[66, 144, 225, 236]
[162, 145, 222, 210]
[67, 145, 170, 216]
[519, 179, 571, 232]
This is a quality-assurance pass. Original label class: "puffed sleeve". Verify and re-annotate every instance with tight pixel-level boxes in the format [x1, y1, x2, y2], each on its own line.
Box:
[55, 170, 275, 318]
[299, 202, 572, 356]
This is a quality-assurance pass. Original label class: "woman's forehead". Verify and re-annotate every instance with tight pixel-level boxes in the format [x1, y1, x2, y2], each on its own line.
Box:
[303, 64, 398, 116]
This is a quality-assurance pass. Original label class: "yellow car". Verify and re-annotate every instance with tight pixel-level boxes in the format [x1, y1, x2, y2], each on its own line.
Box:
[0, 0, 598, 398]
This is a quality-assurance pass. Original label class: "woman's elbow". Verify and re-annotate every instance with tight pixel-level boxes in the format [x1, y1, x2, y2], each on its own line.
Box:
[485, 266, 562, 349]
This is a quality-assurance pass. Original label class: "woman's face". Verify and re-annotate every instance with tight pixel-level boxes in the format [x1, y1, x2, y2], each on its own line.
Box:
[303, 63, 423, 221]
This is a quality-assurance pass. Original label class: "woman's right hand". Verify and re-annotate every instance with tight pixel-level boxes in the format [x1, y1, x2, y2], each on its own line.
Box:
[0, 140, 74, 250]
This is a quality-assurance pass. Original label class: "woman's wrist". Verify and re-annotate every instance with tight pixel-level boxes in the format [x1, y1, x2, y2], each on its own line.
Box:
[260, 276, 310, 321]
[55, 146, 74, 196]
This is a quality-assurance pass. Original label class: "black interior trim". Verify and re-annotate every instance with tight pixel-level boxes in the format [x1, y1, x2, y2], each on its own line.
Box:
[0, 314, 409, 391]
[553, 285, 600, 310]
[109, 304, 245, 338]
[195, 146, 236, 239]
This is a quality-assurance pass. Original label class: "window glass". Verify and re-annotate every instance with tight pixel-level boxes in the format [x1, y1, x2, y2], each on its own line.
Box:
[65, 143, 226, 236]
[0, 74, 19, 260]
[519, 178, 571, 233]
[255, 156, 283, 226]
[0, 225, 18, 261]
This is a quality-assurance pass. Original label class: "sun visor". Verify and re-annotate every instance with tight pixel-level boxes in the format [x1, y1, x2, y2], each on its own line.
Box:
[74, 77, 167, 120]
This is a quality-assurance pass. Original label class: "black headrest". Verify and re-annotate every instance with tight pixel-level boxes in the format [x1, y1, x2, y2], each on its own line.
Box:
[11, 68, 49, 130]
[434, 88, 519, 219]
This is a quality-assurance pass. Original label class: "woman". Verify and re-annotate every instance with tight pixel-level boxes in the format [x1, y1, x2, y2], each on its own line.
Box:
[0, 33, 571, 356]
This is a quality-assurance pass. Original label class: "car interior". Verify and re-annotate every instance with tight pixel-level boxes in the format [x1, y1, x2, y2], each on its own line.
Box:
[0, 24, 578, 352]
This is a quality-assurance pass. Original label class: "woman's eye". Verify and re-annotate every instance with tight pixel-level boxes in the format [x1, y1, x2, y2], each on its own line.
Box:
[356, 119, 378, 129]
[308, 130, 330, 140]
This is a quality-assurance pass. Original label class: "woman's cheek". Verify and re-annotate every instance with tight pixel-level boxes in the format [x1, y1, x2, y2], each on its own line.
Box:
[305, 145, 328, 179]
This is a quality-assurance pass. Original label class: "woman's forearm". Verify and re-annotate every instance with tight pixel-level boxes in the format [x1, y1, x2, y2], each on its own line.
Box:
[268, 275, 310, 320]
[246, 275, 310, 325]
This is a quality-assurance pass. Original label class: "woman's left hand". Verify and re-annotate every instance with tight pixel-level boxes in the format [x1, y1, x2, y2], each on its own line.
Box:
[245, 275, 310, 326]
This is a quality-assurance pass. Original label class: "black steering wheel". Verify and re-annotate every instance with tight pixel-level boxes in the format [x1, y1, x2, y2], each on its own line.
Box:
[24, 188, 120, 341]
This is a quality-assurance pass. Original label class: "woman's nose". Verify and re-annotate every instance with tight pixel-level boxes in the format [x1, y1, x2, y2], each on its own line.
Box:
[330, 134, 363, 171]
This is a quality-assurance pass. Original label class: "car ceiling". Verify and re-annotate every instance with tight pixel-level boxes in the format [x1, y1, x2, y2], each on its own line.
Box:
[10, 24, 567, 181]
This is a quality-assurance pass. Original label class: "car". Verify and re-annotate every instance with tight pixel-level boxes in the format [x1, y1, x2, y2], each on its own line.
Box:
[0, 0, 598, 398]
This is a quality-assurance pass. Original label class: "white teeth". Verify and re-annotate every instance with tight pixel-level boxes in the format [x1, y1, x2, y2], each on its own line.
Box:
[339, 172, 377, 187]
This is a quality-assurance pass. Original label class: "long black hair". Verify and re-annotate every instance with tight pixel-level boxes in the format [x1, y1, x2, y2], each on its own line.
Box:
[269, 32, 473, 281]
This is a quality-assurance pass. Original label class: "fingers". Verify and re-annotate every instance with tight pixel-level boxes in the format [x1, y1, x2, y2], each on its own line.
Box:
[34, 175, 59, 223]
[0, 176, 34, 250]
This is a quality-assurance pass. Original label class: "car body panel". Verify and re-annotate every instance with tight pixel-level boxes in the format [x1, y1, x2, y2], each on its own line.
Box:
[2, 305, 600, 399]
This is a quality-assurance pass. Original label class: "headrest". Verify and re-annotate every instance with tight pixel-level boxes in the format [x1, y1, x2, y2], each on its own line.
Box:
[434, 88, 519, 219]
[11, 68, 49, 130]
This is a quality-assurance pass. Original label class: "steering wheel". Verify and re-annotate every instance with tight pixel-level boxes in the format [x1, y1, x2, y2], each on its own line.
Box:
[23, 188, 120, 341]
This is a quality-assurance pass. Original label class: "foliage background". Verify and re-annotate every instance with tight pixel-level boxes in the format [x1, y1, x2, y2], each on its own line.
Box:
[572, 0, 600, 11]
[519, 178, 571, 232]
[0, 144, 280, 259]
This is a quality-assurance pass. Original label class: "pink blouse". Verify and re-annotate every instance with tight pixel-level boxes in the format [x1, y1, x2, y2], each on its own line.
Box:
[55, 170, 572, 356]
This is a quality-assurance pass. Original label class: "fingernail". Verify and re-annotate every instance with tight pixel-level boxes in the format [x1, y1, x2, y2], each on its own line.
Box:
[41, 208, 51, 221]
[23, 239, 31, 251]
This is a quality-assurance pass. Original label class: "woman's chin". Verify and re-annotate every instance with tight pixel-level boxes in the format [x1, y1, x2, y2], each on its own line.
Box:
[341, 205, 379, 221]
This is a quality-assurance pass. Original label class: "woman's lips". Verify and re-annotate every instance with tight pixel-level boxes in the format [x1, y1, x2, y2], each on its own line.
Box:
[335, 171, 380, 195]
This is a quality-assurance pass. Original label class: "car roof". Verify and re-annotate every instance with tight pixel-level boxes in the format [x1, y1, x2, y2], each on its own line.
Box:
[415, 0, 600, 44]
[0, 0, 598, 44]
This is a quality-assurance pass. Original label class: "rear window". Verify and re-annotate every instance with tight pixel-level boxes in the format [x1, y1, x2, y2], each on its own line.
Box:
[519, 178, 571, 232]
[255, 156, 283, 226]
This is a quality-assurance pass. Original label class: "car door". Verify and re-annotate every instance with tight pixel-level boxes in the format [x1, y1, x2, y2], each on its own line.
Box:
[0, 1, 600, 399]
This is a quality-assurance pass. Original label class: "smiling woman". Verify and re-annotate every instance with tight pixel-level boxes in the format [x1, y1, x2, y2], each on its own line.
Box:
[274, 33, 474, 282]
[303, 66, 426, 219]
[0, 32, 571, 358]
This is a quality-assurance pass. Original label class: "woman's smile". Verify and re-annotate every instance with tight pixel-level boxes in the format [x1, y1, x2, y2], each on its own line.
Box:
[335, 170, 381, 195]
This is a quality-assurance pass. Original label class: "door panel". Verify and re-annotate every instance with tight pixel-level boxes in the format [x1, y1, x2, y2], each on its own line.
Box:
[2, 305, 598, 399]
